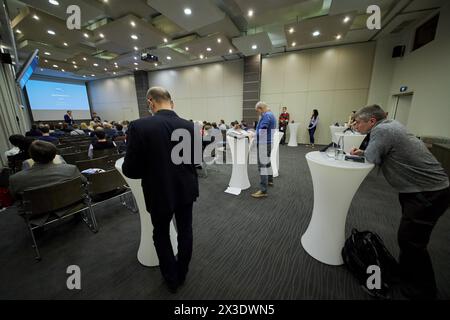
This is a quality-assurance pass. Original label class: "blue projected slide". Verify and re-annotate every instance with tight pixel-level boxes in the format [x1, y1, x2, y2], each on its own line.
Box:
[26, 80, 90, 110]
[26, 80, 92, 121]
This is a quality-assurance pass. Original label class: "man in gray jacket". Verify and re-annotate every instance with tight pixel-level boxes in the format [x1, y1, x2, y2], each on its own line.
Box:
[351, 105, 449, 300]
[9, 140, 86, 199]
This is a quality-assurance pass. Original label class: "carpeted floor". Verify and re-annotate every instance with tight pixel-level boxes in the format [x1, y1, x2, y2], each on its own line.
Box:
[0, 145, 449, 300]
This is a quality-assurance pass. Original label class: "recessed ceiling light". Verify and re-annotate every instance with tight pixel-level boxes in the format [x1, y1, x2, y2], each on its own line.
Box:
[113, 72, 117, 75]
[134, 46, 139, 51]
[102, 0, 108, 3]
[166, 56, 172, 60]
[289, 28, 294, 34]
[93, 63, 99, 67]
[83, 33, 89, 38]
[49, 0, 59, 5]
[135, 68, 138, 70]
[72, 61, 76, 64]
[252, 44, 257, 50]
[44, 52, 51, 55]
[229, 49, 233, 54]
[185, 47, 189, 51]
[134, 56, 138, 60]
[99, 33, 104, 38]
[134, 62, 138, 66]
[336, 34, 342, 40]
[206, 47, 212, 52]
[184, 8, 192, 15]
[292, 42, 296, 47]
[115, 65, 119, 68]
[16, 29, 22, 34]
[104, 68, 108, 71]
[83, 75, 86, 78]
[343, 16, 351, 23]
[83, 57, 87, 61]
[63, 42, 68, 46]
[130, 21, 136, 27]
[217, 38, 222, 43]
[91, 74, 95, 77]
[53, 64, 58, 68]
[44, 60, 48, 63]
[47, 30, 56, 35]
[199, 54, 204, 59]
[163, 38, 168, 43]
[312, 30, 320, 37]
[33, 15, 39, 20]
[131, 34, 138, 40]
[154, 63, 158, 67]
[74, 65, 78, 69]
[248, 9, 254, 17]
[61, 69, 65, 72]
[40, 68, 43, 71]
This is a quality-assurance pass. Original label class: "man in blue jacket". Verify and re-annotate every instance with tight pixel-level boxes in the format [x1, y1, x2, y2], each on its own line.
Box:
[252, 102, 276, 198]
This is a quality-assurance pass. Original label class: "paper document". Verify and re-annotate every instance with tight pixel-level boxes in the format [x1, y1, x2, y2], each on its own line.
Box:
[225, 187, 241, 196]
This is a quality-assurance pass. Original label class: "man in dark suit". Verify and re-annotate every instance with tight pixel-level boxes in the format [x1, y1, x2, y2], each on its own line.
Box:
[64, 110, 74, 126]
[122, 87, 199, 293]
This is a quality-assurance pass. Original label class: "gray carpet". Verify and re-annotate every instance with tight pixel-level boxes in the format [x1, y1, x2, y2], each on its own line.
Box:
[0, 145, 449, 300]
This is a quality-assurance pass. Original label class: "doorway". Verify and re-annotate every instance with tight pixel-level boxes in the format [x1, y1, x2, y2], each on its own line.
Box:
[391, 93, 413, 127]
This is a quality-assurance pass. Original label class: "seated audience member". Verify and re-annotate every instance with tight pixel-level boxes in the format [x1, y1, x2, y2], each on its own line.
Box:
[51, 123, 66, 137]
[9, 141, 86, 199]
[25, 124, 42, 137]
[8, 136, 35, 164]
[71, 124, 86, 136]
[22, 153, 66, 170]
[38, 126, 59, 145]
[5, 135, 23, 158]
[62, 123, 72, 133]
[115, 124, 125, 137]
[80, 122, 92, 134]
[103, 123, 117, 139]
[88, 130, 116, 159]
[351, 104, 449, 300]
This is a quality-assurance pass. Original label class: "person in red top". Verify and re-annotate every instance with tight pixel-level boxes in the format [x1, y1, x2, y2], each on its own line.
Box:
[278, 107, 290, 145]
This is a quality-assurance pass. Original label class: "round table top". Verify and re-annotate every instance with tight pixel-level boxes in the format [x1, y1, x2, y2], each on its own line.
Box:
[335, 132, 366, 137]
[306, 151, 374, 170]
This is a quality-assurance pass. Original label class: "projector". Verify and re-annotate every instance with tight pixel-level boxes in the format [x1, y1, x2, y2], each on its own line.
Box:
[141, 53, 159, 63]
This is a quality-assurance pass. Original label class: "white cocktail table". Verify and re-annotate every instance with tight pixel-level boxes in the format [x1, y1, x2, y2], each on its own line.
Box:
[335, 132, 367, 154]
[115, 158, 178, 267]
[227, 136, 251, 190]
[271, 130, 284, 178]
[288, 123, 300, 147]
[301, 152, 374, 265]
[329, 126, 346, 144]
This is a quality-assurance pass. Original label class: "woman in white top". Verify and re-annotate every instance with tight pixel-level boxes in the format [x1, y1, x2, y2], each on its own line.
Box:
[307, 109, 319, 148]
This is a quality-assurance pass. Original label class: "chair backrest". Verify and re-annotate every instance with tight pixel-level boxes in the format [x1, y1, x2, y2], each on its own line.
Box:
[105, 153, 124, 166]
[88, 169, 127, 195]
[63, 152, 90, 165]
[93, 148, 118, 159]
[76, 156, 108, 172]
[74, 144, 91, 152]
[22, 177, 85, 216]
[58, 146, 78, 155]
[114, 136, 127, 142]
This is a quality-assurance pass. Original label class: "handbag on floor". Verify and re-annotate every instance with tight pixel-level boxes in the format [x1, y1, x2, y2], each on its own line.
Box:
[342, 229, 400, 299]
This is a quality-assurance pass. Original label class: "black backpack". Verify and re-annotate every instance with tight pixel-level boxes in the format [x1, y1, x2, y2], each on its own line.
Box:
[342, 229, 400, 299]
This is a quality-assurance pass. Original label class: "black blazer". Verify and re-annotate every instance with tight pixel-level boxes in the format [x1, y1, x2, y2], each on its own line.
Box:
[122, 110, 199, 213]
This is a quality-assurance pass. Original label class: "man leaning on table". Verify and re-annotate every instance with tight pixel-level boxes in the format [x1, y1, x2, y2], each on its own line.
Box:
[351, 104, 449, 300]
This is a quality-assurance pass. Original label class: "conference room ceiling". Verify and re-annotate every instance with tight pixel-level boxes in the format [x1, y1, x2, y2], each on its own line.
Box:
[4, 0, 446, 81]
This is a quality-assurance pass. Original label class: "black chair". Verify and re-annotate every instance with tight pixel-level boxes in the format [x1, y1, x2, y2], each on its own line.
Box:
[62, 152, 90, 165]
[87, 169, 137, 214]
[57, 146, 78, 155]
[19, 177, 97, 260]
[104, 153, 125, 169]
[76, 156, 108, 172]
[93, 148, 118, 159]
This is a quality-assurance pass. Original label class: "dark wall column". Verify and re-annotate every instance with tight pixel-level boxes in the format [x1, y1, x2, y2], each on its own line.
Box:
[242, 55, 262, 124]
[133, 70, 150, 118]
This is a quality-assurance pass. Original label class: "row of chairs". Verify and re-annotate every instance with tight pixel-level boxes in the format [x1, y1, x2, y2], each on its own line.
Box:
[19, 168, 137, 261]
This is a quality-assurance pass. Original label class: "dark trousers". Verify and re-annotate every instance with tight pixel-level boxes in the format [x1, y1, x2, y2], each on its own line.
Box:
[279, 126, 287, 145]
[398, 187, 450, 298]
[257, 144, 273, 193]
[308, 127, 316, 144]
[150, 202, 194, 286]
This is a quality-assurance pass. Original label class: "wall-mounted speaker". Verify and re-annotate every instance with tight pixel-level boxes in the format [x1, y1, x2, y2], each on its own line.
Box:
[392, 45, 406, 58]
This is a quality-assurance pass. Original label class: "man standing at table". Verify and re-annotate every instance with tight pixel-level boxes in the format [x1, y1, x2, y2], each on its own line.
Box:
[351, 104, 449, 300]
[122, 87, 199, 293]
[278, 107, 290, 145]
[252, 102, 276, 198]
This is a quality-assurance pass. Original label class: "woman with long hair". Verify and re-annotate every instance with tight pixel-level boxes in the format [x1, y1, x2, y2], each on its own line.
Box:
[308, 109, 319, 148]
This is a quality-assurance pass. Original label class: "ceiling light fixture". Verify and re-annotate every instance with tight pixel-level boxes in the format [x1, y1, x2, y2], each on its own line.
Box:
[312, 30, 320, 37]
[91, 74, 95, 77]
[47, 30, 56, 35]
[343, 16, 351, 23]
[16, 29, 22, 34]
[217, 38, 222, 43]
[134, 56, 138, 60]
[163, 38, 168, 43]
[134, 46, 139, 51]
[63, 42, 68, 46]
[248, 9, 254, 17]
[199, 54, 204, 59]
[40, 68, 44, 71]
[131, 34, 138, 40]
[292, 42, 296, 47]
[206, 47, 212, 52]
[83, 57, 87, 61]
[252, 44, 257, 50]
[134, 62, 138, 65]
[113, 72, 117, 75]
[44, 60, 48, 63]
[99, 33, 104, 38]
[130, 21, 136, 27]
[44, 52, 51, 55]
[166, 56, 172, 60]
[229, 49, 233, 54]
[336, 34, 342, 40]
[72, 61, 76, 64]
[184, 8, 192, 15]
[49, 0, 59, 5]
[53, 64, 58, 68]
[61, 69, 65, 72]
[33, 15, 39, 20]
[135, 68, 138, 70]
[289, 27, 294, 34]
[154, 63, 158, 67]
[185, 47, 189, 51]
[83, 33, 89, 38]
[83, 75, 86, 78]
[74, 65, 78, 69]
[93, 63, 99, 67]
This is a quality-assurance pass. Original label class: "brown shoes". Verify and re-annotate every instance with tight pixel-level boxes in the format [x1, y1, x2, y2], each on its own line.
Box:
[251, 190, 268, 198]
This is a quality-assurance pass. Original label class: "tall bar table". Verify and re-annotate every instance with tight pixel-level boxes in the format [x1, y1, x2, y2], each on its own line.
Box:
[288, 123, 300, 147]
[115, 158, 178, 267]
[271, 130, 284, 178]
[301, 152, 374, 265]
[227, 136, 251, 190]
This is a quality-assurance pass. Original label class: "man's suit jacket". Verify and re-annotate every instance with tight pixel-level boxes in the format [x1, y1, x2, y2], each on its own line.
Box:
[64, 114, 74, 125]
[9, 163, 86, 199]
[122, 110, 199, 214]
